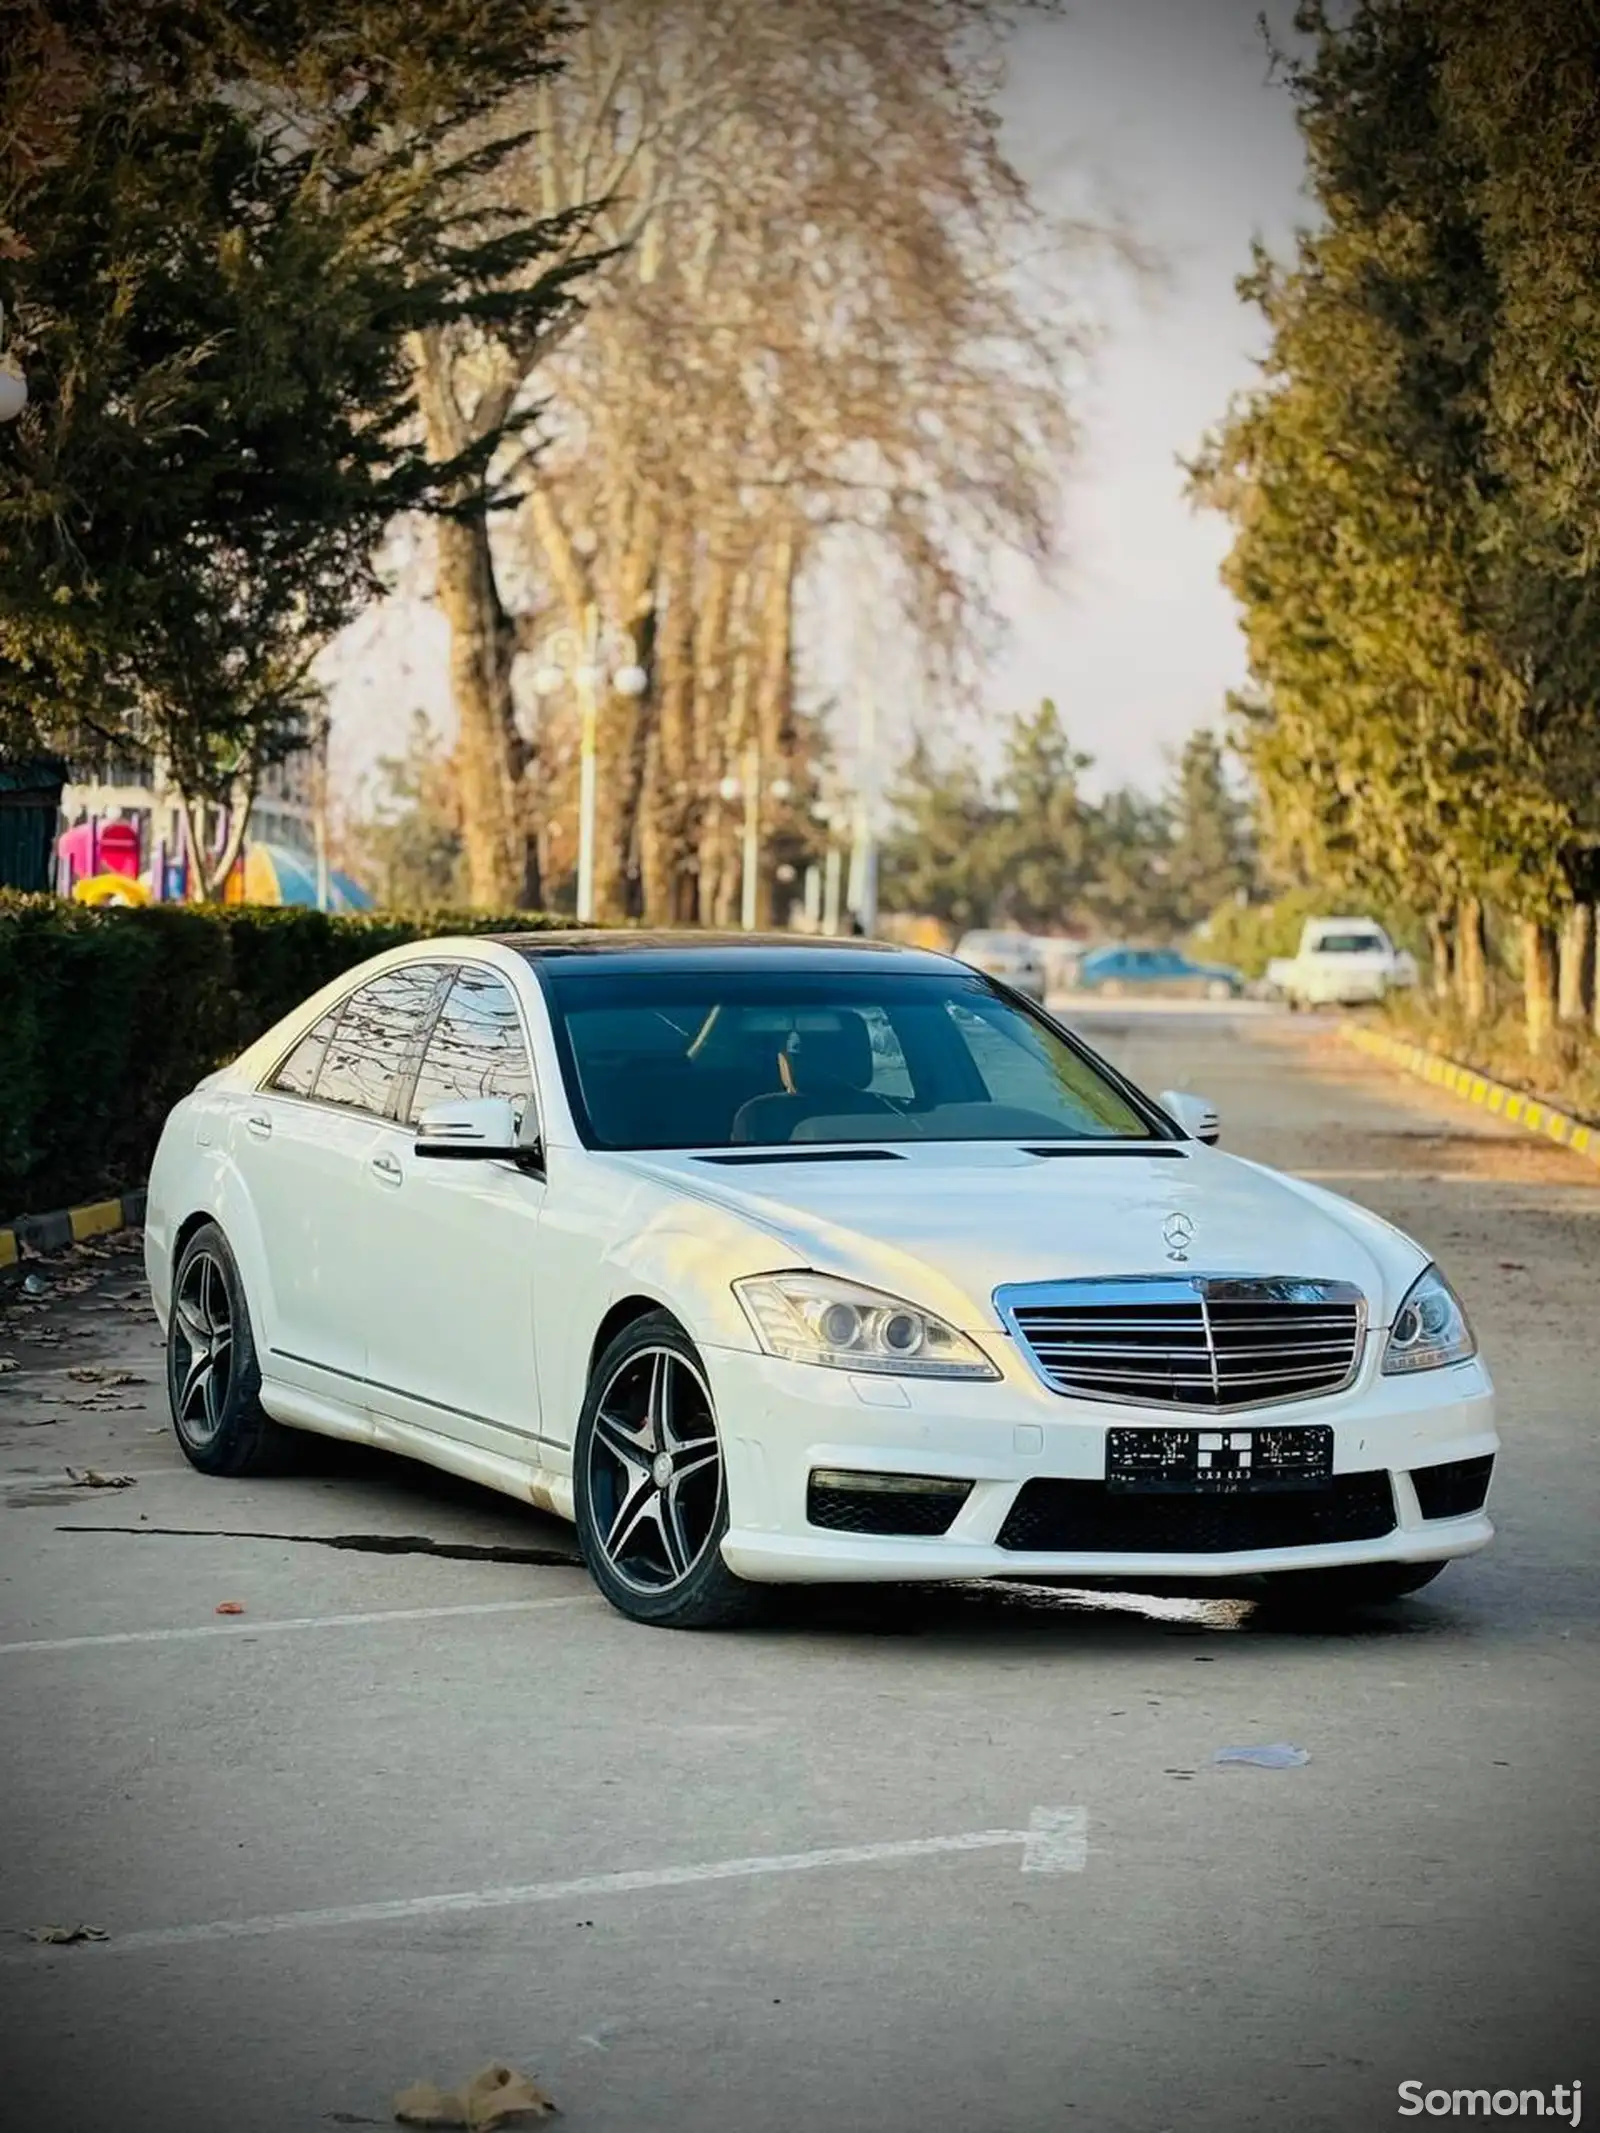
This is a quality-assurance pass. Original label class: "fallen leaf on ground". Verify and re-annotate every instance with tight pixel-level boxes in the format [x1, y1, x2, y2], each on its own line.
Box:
[215, 1600, 246, 1615]
[27, 1924, 109, 1945]
[464, 2064, 559, 2127]
[0, 1357, 18, 1374]
[65, 1469, 137, 1489]
[394, 2066, 558, 2129]
[394, 2083, 467, 2127]
[65, 1367, 138, 1386]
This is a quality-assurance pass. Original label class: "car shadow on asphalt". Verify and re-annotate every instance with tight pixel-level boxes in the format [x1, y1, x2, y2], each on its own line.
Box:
[758, 1578, 1465, 1651]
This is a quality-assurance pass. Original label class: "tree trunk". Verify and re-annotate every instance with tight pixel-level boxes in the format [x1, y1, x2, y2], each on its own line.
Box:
[1521, 917, 1557, 1059]
[641, 524, 696, 923]
[1455, 897, 1487, 1024]
[412, 330, 538, 912]
[751, 531, 797, 933]
[1557, 902, 1593, 1024]
[1426, 912, 1453, 1001]
[434, 514, 537, 911]
[689, 557, 739, 925]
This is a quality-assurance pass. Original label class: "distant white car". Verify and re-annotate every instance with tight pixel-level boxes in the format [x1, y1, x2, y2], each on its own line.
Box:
[145, 933, 1496, 1630]
[954, 930, 1046, 1001]
[1268, 918, 1419, 1009]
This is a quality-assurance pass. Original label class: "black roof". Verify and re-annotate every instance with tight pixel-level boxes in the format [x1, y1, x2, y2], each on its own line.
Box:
[495, 929, 956, 974]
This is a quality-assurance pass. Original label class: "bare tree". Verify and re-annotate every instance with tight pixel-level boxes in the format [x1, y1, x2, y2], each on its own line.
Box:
[417, 0, 1111, 917]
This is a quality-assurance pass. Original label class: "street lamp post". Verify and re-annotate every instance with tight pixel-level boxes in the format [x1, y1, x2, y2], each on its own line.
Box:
[531, 604, 647, 923]
[718, 752, 792, 931]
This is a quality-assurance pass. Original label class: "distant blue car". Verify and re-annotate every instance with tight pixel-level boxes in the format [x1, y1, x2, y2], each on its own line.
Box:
[1076, 945, 1243, 998]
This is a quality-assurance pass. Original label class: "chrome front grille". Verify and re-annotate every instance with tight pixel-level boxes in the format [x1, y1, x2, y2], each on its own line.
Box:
[997, 1277, 1366, 1410]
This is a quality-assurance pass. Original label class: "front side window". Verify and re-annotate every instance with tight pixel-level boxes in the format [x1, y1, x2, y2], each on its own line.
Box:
[537, 964, 1159, 1151]
[313, 964, 445, 1118]
[408, 969, 534, 1123]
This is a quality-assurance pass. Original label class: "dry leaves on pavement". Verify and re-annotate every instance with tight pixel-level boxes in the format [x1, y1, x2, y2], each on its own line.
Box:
[27, 1924, 109, 1945]
[394, 2063, 559, 2127]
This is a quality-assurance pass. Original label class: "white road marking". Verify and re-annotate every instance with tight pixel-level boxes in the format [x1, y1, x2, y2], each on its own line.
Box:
[0, 1594, 586, 1658]
[1021, 1805, 1089, 1874]
[1, 1811, 1086, 1963]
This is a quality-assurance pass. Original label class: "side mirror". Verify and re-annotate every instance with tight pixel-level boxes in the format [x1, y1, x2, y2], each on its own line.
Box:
[414, 1096, 530, 1162]
[1161, 1089, 1220, 1145]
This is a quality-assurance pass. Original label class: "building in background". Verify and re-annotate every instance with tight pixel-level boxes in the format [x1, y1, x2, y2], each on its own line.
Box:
[0, 756, 67, 892]
[53, 737, 372, 910]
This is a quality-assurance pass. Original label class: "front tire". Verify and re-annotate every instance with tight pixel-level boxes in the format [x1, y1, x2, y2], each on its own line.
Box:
[1258, 1561, 1448, 1614]
[166, 1222, 292, 1476]
[574, 1312, 763, 1629]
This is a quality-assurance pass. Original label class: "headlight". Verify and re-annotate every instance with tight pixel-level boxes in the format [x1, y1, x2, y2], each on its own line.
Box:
[734, 1272, 999, 1379]
[1381, 1265, 1476, 1375]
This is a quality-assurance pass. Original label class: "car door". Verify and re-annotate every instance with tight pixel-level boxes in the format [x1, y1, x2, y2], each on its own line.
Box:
[360, 962, 549, 1461]
[231, 961, 448, 1404]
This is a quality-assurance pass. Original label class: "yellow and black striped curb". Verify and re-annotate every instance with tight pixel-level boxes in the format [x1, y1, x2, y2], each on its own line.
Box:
[1341, 1022, 1599, 1167]
[0, 1189, 147, 1276]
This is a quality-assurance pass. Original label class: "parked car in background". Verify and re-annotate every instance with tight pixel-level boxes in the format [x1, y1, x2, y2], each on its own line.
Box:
[954, 930, 1046, 1001]
[1075, 946, 1244, 1000]
[1266, 918, 1418, 1009]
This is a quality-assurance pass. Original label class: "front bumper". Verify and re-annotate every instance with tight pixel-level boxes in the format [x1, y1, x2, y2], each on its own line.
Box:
[705, 1337, 1497, 1586]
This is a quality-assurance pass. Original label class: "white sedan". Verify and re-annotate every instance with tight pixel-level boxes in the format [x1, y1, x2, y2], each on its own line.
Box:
[145, 933, 1498, 1629]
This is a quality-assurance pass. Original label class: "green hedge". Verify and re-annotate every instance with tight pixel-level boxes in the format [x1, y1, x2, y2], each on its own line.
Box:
[0, 895, 576, 1220]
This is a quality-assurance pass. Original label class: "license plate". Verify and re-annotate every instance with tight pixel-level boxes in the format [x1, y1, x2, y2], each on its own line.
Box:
[1106, 1425, 1333, 1495]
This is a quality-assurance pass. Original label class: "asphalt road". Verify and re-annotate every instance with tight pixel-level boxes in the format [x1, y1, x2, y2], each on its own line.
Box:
[1, 1010, 1596, 2133]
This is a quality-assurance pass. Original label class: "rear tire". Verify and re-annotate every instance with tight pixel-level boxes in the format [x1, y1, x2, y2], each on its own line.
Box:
[166, 1222, 293, 1476]
[574, 1311, 765, 1629]
[1257, 1561, 1448, 1614]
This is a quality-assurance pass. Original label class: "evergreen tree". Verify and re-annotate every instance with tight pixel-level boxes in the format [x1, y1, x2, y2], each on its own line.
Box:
[1164, 728, 1253, 925]
[0, 3, 592, 888]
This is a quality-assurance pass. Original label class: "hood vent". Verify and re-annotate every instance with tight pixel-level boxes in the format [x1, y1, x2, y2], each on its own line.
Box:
[1024, 1144, 1188, 1160]
[695, 1147, 905, 1166]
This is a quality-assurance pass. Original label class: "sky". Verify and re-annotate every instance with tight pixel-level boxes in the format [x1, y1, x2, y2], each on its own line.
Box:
[319, 0, 1312, 810]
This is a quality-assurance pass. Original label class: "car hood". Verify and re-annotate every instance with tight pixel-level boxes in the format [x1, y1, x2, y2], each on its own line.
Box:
[610, 1144, 1424, 1334]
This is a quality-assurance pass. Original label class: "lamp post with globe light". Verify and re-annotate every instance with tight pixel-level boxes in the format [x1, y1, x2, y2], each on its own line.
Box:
[530, 603, 648, 923]
[0, 301, 29, 425]
[717, 746, 793, 931]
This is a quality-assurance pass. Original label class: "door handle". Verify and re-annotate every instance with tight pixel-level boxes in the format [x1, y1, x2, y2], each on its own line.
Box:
[244, 1112, 272, 1141]
[370, 1152, 403, 1186]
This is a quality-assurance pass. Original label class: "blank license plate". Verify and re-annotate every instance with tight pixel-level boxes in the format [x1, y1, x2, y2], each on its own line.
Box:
[1106, 1425, 1334, 1495]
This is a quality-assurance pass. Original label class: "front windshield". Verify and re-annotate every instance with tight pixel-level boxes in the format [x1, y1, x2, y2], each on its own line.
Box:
[539, 964, 1159, 1151]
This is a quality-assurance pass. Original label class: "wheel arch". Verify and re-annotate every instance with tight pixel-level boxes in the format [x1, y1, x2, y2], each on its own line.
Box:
[588, 1293, 681, 1386]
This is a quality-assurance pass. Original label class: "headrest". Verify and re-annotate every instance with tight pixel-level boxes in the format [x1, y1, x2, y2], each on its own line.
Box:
[783, 1012, 873, 1092]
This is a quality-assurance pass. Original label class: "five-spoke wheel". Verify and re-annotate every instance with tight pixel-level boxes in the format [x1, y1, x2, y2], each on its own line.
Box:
[170, 1245, 236, 1448]
[165, 1222, 288, 1476]
[574, 1311, 761, 1628]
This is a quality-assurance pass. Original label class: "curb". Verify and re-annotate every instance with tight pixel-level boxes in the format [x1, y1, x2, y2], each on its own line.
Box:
[1341, 1022, 1600, 1167]
[0, 1188, 147, 1275]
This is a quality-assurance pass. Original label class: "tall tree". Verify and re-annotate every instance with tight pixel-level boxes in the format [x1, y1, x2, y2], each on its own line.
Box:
[0, 1, 590, 895]
[408, 0, 1109, 919]
[1164, 728, 1254, 925]
[987, 699, 1094, 932]
[1192, 0, 1598, 1050]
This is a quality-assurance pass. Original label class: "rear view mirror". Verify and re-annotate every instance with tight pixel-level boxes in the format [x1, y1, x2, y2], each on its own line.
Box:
[414, 1097, 526, 1161]
[1161, 1090, 1220, 1145]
